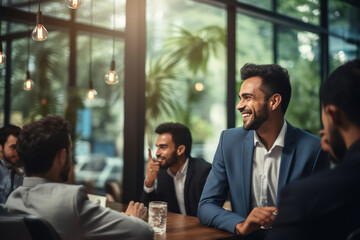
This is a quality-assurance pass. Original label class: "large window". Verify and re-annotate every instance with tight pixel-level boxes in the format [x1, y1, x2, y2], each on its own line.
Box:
[146, 0, 226, 162]
[1, 0, 359, 201]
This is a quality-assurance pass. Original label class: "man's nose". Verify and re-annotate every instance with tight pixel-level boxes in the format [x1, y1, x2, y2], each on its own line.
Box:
[155, 148, 161, 157]
[236, 100, 245, 112]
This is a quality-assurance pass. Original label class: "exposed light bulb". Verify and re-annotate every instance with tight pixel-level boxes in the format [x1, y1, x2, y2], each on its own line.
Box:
[104, 60, 119, 85]
[32, 10, 48, 41]
[87, 89, 97, 100]
[195, 82, 204, 92]
[0, 43, 5, 65]
[67, 0, 82, 9]
[24, 71, 34, 91]
[0, 51, 5, 65]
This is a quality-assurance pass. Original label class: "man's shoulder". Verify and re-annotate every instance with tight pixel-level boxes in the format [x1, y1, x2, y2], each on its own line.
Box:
[19, 180, 86, 198]
[188, 157, 211, 173]
[220, 127, 251, 140]
[286, 122, 320, 146]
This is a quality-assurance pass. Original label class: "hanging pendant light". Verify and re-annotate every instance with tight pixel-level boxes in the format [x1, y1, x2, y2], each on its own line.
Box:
[24, 2, 34, 92]
[32, 0, 48, 41]
[0, 42, 5, 65]
[0, 0, 6, 65]
[104, 0, 119, 85]
[87, 0, 96, 100]
[67, 0, 82, 9]
[24, 71, 34, 91]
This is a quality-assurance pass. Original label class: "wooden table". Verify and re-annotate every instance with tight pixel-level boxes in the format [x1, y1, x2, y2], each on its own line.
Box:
[106, 201, 235, 240]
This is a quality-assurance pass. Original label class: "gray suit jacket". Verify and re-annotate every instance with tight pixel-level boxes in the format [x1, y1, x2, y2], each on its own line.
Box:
[5, 177, 153, 240]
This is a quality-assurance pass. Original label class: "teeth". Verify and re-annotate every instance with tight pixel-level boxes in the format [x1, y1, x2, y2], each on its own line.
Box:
[243, 113, 250, 117]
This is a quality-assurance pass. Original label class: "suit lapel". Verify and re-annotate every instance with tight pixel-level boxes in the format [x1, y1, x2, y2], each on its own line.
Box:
[241, 131, 254, 214]
[277, 122, 296, 205]
[184, 158, 194, 214]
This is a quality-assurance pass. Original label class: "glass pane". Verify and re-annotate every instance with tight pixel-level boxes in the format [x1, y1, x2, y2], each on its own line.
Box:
[329, 36, 360, 73]
[4, 0, 71, 20]
[277, 0, 320, 25]
[0, 41, 5, 126]
[146, 0, 226, 163]
[237, 0, 272, 11]
[277, 27, 321, 134]
[10, 31, 69, 126]
[75, 34, 124, 195]
[329, 0, 360, 41]
[236, 14, 273, 126]
[76, 0, 126, 31]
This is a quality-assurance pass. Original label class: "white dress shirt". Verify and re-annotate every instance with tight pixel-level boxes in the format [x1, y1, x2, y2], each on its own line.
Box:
[250, 120, 287, 209]
[144, 158, 189, 215]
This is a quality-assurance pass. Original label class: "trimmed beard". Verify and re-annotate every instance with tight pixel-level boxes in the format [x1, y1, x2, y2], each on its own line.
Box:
[329, 125, 347, 164]
[243, 102, 269, 130]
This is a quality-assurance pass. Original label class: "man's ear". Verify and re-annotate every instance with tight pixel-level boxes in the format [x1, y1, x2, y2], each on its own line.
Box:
[55, 148, 67, 166]
[325, 105, 342, 127]
[177, 145, 185, 156]
[269, 93, 282, 111]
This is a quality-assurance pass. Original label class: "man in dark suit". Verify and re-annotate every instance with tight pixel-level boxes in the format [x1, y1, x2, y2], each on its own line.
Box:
[141, 122, 211, 216]
[198, 63, 329, 237]
[266, 59, 360, 240]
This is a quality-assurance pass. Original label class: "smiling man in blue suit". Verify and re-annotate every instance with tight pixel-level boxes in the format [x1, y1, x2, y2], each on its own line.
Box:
[198, 63, 329, 238]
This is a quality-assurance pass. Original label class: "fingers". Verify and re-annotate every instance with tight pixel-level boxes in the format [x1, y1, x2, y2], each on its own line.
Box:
[148, 148, 153, 162]
[247, 207, 277, 228]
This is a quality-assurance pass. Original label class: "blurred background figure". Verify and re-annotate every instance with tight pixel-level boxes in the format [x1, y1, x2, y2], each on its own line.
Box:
[0, 125, 23, 204]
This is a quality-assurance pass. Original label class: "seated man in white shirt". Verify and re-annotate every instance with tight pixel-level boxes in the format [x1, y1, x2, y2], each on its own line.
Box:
[5, 116, 153, 240]
[140, 122, 211, 216]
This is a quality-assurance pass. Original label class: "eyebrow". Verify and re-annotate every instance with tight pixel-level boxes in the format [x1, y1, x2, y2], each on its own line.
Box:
[239, 93, 254, 98]
[156, 144, 168, 147]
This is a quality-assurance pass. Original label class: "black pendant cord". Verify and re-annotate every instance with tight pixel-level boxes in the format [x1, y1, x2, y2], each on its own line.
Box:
[0, 0, 2, 40]
[27, 0, 31, 72]
[112, 0, 115, 61]
[89, 0, 93, 88]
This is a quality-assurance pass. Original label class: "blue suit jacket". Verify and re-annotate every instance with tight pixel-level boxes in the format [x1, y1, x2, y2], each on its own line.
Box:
[197, 121, 329, 233]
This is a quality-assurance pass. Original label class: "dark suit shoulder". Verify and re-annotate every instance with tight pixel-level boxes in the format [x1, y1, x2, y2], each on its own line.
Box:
[189, 157, 211, 169]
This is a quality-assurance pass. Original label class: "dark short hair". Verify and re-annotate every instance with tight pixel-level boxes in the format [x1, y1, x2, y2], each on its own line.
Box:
[155, 123, 192, 158]
[0, 125, 21, 147]
[240, 63, 292, 115]
[320, 59, 360, 127]
[17, 116, 71, 176]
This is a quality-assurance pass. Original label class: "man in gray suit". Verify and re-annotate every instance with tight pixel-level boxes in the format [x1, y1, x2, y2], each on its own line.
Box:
[5, 115, 153, 240]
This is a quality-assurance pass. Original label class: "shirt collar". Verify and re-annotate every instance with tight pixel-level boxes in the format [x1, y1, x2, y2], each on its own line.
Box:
[254, 120, 287, 150]
[0, 157, 13, 169]
[22, 177, 52, 187]
[167, 158, 189, 178]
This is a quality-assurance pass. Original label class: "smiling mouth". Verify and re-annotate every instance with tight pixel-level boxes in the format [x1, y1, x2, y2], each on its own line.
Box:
[242, 112, 252, 120]
[155, 157, 165, 162]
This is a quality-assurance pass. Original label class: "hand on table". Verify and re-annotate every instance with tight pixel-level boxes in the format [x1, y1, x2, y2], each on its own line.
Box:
[125, 201, 148, 221]
[235, 206, 278, 236]
[145, 148, 160, 188]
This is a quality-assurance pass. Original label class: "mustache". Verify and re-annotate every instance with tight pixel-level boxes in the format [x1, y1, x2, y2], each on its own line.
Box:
[240, 108, 252, 114]
[155, 156, 166, 162]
